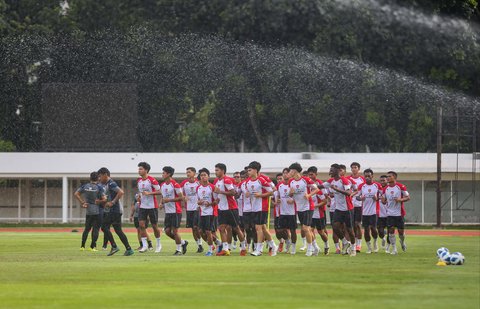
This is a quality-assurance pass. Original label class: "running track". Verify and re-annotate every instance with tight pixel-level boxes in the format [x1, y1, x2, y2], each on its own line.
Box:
[0, 228, 478, 236]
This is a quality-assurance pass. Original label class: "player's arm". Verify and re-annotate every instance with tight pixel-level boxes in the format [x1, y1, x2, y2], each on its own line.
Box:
[331, 184, 351, 196]
[74, 191, 88, 208]
[214, 187, 237, 196]
[107, 188, 124, 207]
[305, 184, 319, 199]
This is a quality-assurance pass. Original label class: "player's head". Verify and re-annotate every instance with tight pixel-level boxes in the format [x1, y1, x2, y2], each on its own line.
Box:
[97, 167, 110, 182]
[233, 171, 241, 183]
[379, 175, 388, 187]
[329, 163, 341, 177]
[387, 171, 397, 183]
[350, 162, 361, 175]
[339, 164, 346, 176]
[276, 173, 284, 183]
[138, 162, 150, 176]
[240, 170, 247, 180]
[162, 166, 175, 179]
[364, 168, 373, 183]
[247, 161, 261, 178]
[90, 171, 99, 182]
[288, 162, 302, 174]
[215, 163, 227, 177]
[186, 167, 196, 179]
[198, 168, 210, 182]
[282, 167, 290, 180]
[307, 166, 317, 179]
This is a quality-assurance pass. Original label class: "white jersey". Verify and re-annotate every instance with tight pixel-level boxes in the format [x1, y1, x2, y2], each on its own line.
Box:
[196, 183, 216, 216]
[137, 176, 160, 209]
[240, 181, 253, 213]
[312, 193, 327, 219]
[325, 177, 352, 211]
[181, 179, 200, 211]
[160, 180, 182, 214]
[358, 182, 381, 216]
[245, 177, 272, 213]
[276, 182, 295, 216]
[288, 176, 317, 212]
[379, 186, 388, 218]
[350, 176, 366, 208]
[383, 183, 409, 217]
[235, 183, 243, 216]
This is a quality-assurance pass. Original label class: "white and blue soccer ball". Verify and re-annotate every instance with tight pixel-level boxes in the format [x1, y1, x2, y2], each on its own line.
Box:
[436, 247, 449, 258]
[449, 252, 465, 265]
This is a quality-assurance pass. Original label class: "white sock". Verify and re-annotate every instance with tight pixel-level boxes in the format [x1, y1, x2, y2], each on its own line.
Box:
[156, 237, 161, 247]
[215, 239, 222, 246]
[312, 239, 317, 246]
[399, 234, 405, 244]
[291, 243, 296, 253]
[257, 243, 264, 253]
[335, 242, 340, 250]
[176, 244, 182, 252]
[307, 243, 313, 251]
[196, 239, 202, 246]
[286, 239, 292, 246]
[181, 240, 185, 245]
[356, 238, 362, 246]
[302, 237, 307, 246]
[366, 241, 371, 249]
[222, 242, 229, 251]
[208, 245, 213, 253]
[280, 238, 285, 243]
[267, 240, 275, 248]
[389, 233, 396, 249]
[341, 237, 348, 246]
[240, 240, 246, 250]
[141, 237, 148, 249]
[324, 241, 329, 249]
[228, 243, 232, 249]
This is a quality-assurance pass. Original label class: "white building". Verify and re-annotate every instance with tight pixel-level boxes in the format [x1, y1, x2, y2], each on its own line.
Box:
[0, 152, 478, 224]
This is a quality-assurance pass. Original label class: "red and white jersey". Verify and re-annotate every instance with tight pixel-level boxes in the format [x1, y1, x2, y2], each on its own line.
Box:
[213, 176, 238, 211]
[137, 176, 160, 209]
[379, 186, 388, 217]
[259, 174, 276, 211]
[273, 191, 280, 217]
[312, 192, 327, 219]
[325, 177, 353, 211]
[181, 179, 200, 211]
[358, 182, 381, 216]
[160, 179, 182, 214]
[240, 181, 253, 213]
[234, 182, 243, 216]
[382, 182, 409, 217]
[245, 177, 273, 212]
[350, 175, 366, 208]
[276, 182, 296, 215]
[288, 176, 317, 212]
[196, 183, 216, 216]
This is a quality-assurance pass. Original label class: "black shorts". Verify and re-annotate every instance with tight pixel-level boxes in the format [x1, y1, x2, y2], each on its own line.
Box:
[103, 212, 122, 227]
[186, 210, 200, 228]
[218, 209, 240, 228]
[297, 210, 313, 226]
[333, 210, 353, 228]
[387, 216, 405, 229]
[133, 217, 150, 229]
[164, 213, 182, 229]
[311, 218, 326, 230]
[354, 207, 362, 223]
[238, 215, 245, 229]
[279, 215, 297, 230]
[254, 211, 268, 225]
[242, 212, 256, 228]
[329, 212, 335, 228]
[138, 208, 158, 225]
[274, 216, 280, 230]
[378, 217, 388, 229]
[362, 214, 378, 228]
[199, 215, 216, 232]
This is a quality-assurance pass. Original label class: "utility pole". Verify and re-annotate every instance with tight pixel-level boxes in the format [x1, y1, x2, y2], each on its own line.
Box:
[436, 105, 442, 228]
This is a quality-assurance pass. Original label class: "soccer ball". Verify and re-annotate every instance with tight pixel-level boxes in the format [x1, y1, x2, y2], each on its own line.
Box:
[449, 252, 465, 265]
[439, 251, 451, 264]
[436, 247, 449, 258]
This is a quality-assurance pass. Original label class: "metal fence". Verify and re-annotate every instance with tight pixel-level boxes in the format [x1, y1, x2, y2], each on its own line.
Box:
[0, 178, 478, 224]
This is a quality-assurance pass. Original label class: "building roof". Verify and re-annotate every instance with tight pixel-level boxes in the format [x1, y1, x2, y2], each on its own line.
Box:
[0, 152, 477, 178]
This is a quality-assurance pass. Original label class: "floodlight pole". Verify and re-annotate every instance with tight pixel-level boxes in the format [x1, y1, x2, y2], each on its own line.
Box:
[436, 105, 442, 228]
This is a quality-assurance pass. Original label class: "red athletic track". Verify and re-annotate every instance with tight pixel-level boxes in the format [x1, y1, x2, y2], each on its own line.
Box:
[0, 228, 478, 237]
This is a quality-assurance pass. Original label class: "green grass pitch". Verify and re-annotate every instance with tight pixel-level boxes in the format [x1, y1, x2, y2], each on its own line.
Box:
[0, 231, 478, 309]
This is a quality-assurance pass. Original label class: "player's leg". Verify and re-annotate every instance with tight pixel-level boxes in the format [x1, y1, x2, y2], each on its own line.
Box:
[354, 207, 363, 252]
[300, 228, 307, 251]
[91, 215, 100, 250]
[398, 217, 406, 252]
[81, 215, 93, 249]
[363, 216, 372, 253]
[111, 213, 133, 255]
[387, 216, 397, 255]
